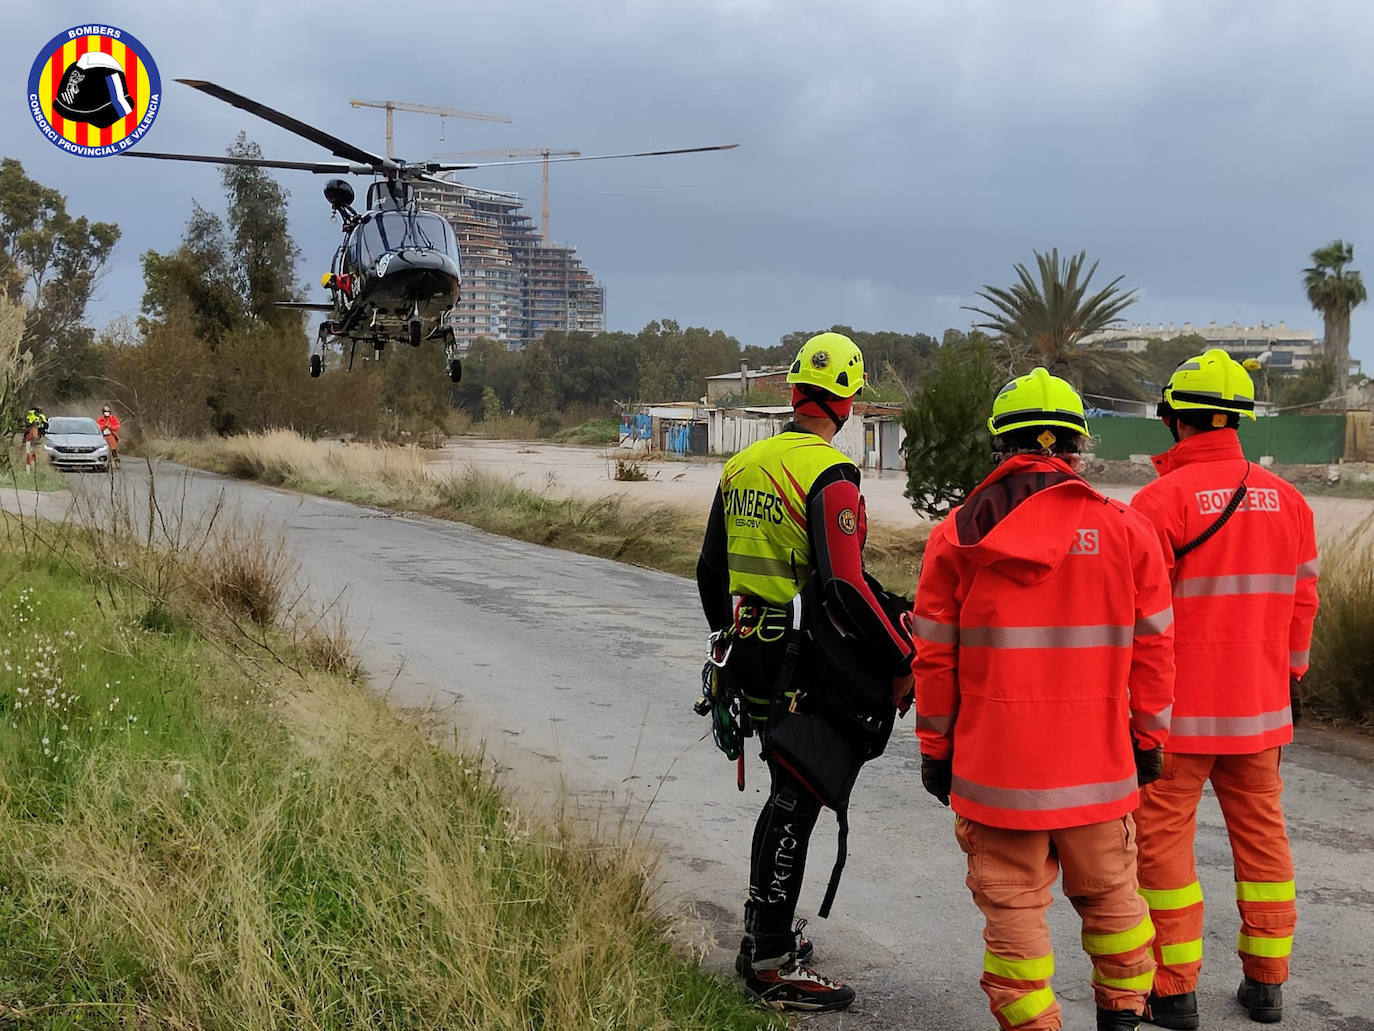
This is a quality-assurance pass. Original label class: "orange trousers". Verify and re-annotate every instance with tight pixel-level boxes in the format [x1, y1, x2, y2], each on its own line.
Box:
[1135, 748, 1295, 995]
[956, 816, 1156, 1031]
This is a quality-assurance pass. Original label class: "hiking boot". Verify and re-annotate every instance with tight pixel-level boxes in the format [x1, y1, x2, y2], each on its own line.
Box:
[742, 957, 855, 1012]
[1099, 1007, 1143, 1030]
[1145, 990, 1199, 1030]
[1237, 977, 1283, 1023]
[735, 920, 814, 977]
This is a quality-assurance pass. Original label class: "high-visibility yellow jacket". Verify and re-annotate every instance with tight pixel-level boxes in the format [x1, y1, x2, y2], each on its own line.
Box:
[718, 430, 852, 604]
[696, 426, 913, 675]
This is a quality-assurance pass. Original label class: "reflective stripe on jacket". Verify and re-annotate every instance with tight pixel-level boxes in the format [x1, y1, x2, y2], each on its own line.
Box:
[719, 431, 851, 605]
[912, 453, 1176, 831]
[1131, 430, 1318, 754]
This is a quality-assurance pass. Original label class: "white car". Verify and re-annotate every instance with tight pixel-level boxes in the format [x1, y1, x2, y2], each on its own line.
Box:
[43, 416, 112, 471]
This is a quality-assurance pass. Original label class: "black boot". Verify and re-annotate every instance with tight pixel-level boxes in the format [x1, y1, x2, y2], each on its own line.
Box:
[1098, 1007, 1143, 1030]
[1237, 977, 1283, 1023]
[741, 956, 855, 1012]
[1145, 990, 1199, 1030]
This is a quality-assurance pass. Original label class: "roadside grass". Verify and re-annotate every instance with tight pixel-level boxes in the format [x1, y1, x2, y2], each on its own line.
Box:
[0, 449, 67, 493]
[0, 504, 781, 1029]
[1303, 518, 1374, 726]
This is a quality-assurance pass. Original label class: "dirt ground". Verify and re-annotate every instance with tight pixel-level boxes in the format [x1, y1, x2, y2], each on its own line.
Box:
[429, 438, 1374, 534]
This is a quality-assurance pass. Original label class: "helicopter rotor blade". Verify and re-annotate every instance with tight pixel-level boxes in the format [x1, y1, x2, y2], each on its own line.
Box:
[122, 151, 371, 175]
[426, 143, 739, 173]
[176, 78, 390, 169]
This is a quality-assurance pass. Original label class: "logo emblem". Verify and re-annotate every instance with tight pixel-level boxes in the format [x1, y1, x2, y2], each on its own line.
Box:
[810, 350, 830, 370]
[28, 25, 160, 157]
[1067, 528, 1099, 555]
[837, 508, 857, 535]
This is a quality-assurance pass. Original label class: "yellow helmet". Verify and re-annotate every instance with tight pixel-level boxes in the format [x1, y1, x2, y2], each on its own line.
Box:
[787, 332, 865, 398]
[1162, 348, 1257, 421]
[987, 367, 1089, 437]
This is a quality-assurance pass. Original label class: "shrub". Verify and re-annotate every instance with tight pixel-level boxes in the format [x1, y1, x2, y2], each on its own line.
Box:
[902, 334, 1001, 519]
[193, 516, 297, 626]
[615, 459, 649, 482]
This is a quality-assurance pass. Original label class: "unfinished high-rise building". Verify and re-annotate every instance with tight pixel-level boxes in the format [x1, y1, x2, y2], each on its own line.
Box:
[412, 178, 605, 352]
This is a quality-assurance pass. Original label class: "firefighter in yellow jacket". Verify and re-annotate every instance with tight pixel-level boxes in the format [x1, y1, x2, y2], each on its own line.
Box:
[696, 333, 914, 1011]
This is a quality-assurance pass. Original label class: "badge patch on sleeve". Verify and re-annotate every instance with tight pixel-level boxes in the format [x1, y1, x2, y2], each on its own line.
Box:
[837, 508, 857, 535]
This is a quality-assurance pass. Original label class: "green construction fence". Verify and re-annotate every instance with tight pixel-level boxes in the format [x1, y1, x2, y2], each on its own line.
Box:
[1089, 415, 1346, 464]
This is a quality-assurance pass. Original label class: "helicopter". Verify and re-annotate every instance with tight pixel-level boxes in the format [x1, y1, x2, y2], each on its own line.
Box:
[125, 79, 737, 382]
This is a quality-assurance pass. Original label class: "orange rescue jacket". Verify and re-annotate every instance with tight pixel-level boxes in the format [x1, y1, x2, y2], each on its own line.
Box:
[913, 454, 1175, 831]
[1130, 430, 1318, 755]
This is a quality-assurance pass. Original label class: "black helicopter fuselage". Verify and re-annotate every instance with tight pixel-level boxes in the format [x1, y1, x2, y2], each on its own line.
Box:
[328, 199, 460, 339]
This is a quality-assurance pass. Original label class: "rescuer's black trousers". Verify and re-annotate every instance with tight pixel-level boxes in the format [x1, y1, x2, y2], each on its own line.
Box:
[745, 756, 823, 965]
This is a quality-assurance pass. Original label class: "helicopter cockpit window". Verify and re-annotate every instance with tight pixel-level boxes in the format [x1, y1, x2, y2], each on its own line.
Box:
[358, 212, 458, 264]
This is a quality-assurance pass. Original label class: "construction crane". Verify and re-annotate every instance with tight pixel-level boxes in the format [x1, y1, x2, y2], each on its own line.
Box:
[434, 148, 581, 245]
[349, 99, 511, 160]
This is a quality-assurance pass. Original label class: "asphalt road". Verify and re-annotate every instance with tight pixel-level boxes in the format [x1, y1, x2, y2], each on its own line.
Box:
[7, 467, 1373, 1029]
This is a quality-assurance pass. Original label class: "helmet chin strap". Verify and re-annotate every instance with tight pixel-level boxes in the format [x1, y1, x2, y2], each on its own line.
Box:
[1157, 399, 1181, 443]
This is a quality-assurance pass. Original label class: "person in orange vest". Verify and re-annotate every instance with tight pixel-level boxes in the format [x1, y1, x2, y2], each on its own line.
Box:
[912, 368, 1176, 1031]
[1129, 349, 1318, 1028]
[96, 404, 121, 469]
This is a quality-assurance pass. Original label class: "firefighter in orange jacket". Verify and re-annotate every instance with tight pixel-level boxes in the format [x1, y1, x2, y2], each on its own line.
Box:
[1130, 349, 1318, 1029]
[912, 368, 1176, 1031]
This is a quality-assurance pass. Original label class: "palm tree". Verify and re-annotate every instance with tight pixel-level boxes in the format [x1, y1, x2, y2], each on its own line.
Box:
[965, 248, 1146, 398]
[1303, 240, 1366, 404]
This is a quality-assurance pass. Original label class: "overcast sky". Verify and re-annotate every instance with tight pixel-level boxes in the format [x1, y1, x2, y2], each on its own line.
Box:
[9, 0, 1374, 363]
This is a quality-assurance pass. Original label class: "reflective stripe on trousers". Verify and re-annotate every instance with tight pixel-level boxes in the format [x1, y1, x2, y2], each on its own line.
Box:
[958, 817, 1154, 1028]
[1135, 750, 1295, 995]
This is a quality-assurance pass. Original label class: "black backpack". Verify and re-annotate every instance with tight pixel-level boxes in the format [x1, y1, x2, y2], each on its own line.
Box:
[764, 574, 912, 917]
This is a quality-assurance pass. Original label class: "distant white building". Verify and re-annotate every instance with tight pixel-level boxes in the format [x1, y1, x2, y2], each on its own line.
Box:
[1084, 321, 1337, 374]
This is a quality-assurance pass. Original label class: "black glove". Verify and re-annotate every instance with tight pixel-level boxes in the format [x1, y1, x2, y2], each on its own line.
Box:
[1290, 675, 1302, 728]
[1134, 745, 1164, 787]
[920, 755, 952, 806]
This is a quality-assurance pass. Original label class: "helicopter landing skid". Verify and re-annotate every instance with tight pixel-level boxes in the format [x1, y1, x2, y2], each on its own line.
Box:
[309, 323, 334, 378]
[443, 332, 462, 383]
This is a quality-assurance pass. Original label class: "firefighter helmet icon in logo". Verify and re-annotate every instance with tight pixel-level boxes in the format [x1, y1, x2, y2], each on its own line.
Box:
[28, 25, 160, 157]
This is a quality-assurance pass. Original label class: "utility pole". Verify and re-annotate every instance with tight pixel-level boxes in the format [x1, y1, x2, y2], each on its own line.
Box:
[434, 148, 581, 245]
[349, 99, 510, 160]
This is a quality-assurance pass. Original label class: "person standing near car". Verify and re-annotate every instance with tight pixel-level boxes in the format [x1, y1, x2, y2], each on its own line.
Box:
[696, 331, 914, 1012]
[1130, 349, 1319, 1029]
[912, 368, 1176, 1031]
[97, 404, 121, 469]
[23, 405, 48, 473]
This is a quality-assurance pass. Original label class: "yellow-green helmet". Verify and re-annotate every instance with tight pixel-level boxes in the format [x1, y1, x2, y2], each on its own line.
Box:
[1162, 348, 1257, 421]
[987, 367, 1089, 437]
[787, 332, 865, 398]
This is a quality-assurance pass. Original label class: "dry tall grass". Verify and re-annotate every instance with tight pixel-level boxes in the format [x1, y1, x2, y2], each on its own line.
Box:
[1304, 518, 1374, 725]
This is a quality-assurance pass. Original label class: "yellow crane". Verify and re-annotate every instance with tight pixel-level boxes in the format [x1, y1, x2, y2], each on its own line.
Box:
[434, 148, 581, 246]
[349, 98, 510, 160]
